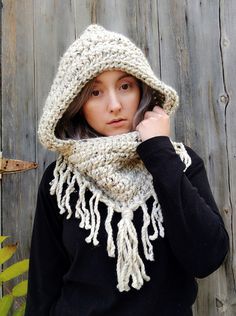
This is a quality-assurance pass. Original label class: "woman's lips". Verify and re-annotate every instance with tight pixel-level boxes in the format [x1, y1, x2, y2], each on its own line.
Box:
[107, 119, 126, 126]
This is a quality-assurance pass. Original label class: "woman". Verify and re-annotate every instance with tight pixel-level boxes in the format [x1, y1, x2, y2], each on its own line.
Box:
[25, 24, 229, 316]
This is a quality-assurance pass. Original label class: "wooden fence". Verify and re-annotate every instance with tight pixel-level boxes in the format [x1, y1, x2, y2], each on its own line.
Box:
[1, 0, 235, 315]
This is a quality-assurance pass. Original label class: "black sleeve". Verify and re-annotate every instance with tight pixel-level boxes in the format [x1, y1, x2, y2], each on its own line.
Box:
[25, 162, 70, 316]
[137, 136, 229, 278]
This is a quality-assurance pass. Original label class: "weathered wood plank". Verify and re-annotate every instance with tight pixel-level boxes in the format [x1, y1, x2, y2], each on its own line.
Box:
[92, 0, 161, 74]
[34, 0, 76, 181]
[1, 0, 235, 315]
[157, 1, 231, 315]
[1, 0, 36, 260]
[219, 0, 236, 314]
[72, 0, 94, 36]
[1, 0, 36, 304]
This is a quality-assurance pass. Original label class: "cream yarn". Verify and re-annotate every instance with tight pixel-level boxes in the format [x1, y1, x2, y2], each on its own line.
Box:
[37, 24, 191, 292]
[50, 131, 191, 292]
[38, 24, 179, 154]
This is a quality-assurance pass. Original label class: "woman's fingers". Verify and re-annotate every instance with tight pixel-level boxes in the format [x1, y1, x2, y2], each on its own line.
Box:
[144, 106, 168, 118]
[136, 106, 170, 142]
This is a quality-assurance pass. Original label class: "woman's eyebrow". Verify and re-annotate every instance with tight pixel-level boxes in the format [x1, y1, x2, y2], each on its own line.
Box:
[117, 74, 133, 80]
[94, 74, 133, 84]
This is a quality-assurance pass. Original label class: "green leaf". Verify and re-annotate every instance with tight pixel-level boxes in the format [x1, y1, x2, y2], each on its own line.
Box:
[0, 259, 29, 282]
[12, 280, 28, 297]
[0, 236, 9, 244]
[0, 294, 14, 316]
[12, 302, 26, 316]
[0, 244, 18, 265]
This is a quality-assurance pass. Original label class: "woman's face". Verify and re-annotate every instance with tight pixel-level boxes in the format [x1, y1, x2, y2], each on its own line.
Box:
[82, 70, 141, 136]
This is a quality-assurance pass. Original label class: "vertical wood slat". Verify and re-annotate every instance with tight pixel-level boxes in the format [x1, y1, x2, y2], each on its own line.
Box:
[34, 0, 75, 184]
[1, 0, 35, 260]
[157, 1, 233, 315]
[1, 0, 36, 302]
[220, 0, 236, 314]
[93, 0, 161, 74]
[1, 1, 236, 315]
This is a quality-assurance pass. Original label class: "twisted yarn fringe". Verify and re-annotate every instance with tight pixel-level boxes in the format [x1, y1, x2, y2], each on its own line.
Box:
[49, 139, 191, 292]
[50, 156, 165, 291]
[172, 141, 192, 171]
[116, 209, 150, 291]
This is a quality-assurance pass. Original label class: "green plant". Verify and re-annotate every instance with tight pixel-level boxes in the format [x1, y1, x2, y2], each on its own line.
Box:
[0, 236, 29, 316]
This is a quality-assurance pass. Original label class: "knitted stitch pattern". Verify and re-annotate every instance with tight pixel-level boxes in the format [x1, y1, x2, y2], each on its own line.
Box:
[38, 24, 179, 154]
[50, 131, 191, 292]
[37, 24, 190, 292]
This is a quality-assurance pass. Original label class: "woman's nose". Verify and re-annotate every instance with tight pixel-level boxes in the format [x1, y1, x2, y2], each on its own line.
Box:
[107, 91, 122, 112]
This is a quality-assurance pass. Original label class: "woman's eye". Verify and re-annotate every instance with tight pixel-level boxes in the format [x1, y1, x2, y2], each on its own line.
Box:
[91, 90, 100, 97]
[121, 83, 130, 90]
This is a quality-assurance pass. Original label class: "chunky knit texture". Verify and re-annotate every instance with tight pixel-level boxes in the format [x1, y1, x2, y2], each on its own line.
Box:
[50, 131, 191, 291]
[37, 24, 191, 292]
[38, 24, 179, 154]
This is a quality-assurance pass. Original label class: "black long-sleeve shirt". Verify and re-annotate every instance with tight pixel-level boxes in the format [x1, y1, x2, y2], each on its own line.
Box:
[25, 137, 229, 316]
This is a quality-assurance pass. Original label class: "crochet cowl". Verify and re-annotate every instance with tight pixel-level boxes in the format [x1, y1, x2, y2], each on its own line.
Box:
[38, 24, 179, 154]
[38, 24, 191, 292]
[50, 131, 191, 292]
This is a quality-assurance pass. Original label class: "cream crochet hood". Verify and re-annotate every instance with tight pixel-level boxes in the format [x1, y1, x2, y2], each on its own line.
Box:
[38, 24, 179, 153]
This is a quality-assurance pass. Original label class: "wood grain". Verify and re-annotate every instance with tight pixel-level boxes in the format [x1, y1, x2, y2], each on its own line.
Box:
[1, 0, 235, 315]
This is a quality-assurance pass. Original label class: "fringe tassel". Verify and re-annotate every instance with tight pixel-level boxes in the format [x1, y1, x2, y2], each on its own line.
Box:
[105, 206, 116, 257]
[50, 157, 74, 216]
[149, 193, 164, 240]
[116, 209, 150, 292]
[85, 194, 101, 246]
[64, 174, 76, 219]
[172, 142, 192, 172]
[74, 183, 88, 228]
[141, 203, 154, 261]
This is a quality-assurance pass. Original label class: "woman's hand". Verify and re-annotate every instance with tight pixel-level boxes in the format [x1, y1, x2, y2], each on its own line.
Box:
[136, 106, 170, 142]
